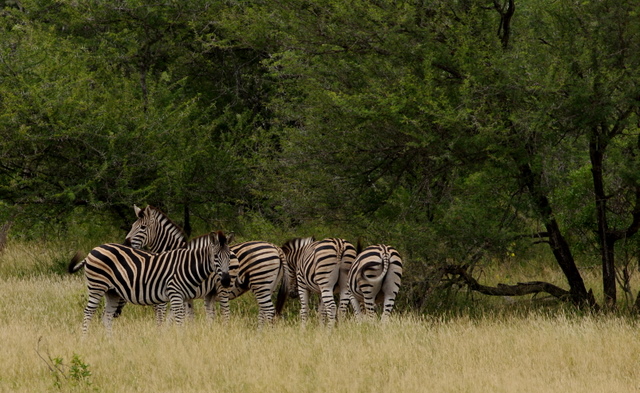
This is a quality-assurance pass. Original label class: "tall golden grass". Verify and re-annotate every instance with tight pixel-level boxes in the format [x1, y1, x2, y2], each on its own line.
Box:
[2, 242, 640, 392]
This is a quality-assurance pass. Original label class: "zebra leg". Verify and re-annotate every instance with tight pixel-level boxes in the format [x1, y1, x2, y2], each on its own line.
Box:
[186, 299, 196, 322]
[204, 293, 218, 322]
[154, 303, 168, 326]
[380, 278, 400, 322]
[110, 289, 127, 318]
[320, 288, 337, 327]
[82, 285, 110, 335]
[337, 273, 351, 320]
[363, 294, 377, 321]
[381, 293, 396, 323]
[218, 292, 231, 323]
[337, 288, 352, 320]
[349, 294, 362, 317]
[169, 296, 186, 325]
[102, 291, 122, 335]
[255, 290, 275, 327]
[82, 294, 103, 335]
[298, 287, 311, 327]
[318, 300, 325, 325]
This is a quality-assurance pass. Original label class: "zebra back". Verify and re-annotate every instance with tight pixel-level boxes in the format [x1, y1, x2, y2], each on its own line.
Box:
[281, 237, 315, 273]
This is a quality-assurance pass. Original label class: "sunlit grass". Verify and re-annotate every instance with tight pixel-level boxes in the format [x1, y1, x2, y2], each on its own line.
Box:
[2, 241, 640, 392]
[1, 273, 640, 392]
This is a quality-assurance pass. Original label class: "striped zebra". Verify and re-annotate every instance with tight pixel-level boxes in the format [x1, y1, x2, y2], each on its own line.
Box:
[125, 204, 187, 251]
[125, 205, 289, 325]
[68, 231, 232, 334]
[348, 244, 403, 322]
[281, 237, 358, 327]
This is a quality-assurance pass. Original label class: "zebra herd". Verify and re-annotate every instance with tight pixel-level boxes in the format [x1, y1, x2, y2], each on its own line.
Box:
[69, 205, 403, 333]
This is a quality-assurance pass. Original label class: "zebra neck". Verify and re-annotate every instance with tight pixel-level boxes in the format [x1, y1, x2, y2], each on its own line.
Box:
[150, 237, 187, 253]
[186, 235, 210, 250]
[176, 247, 215, 284]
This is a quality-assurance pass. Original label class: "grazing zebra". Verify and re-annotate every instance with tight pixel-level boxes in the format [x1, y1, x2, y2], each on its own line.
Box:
[348, 244, 403, 322]
[281, 237, 358, 327]
[68, 231, 232, 334]
[125, 205, 289, 325]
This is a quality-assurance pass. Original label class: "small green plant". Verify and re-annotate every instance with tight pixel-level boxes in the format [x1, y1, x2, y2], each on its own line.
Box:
[36, 337, 95, 390]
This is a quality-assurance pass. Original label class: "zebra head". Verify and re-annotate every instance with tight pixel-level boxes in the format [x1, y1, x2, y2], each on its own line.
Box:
[124, 205, 186, 252]
[209, 231, 233, 288]
[124, 205, 153, 249]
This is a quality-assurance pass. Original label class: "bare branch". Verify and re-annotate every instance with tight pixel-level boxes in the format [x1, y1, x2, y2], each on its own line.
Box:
[441, 264, 572, 300]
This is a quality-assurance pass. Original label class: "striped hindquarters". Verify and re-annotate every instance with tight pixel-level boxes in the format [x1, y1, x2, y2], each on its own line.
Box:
[282, 237, 355, 326]
[349, 244, 403, 321]
[227, 241, 286, 325]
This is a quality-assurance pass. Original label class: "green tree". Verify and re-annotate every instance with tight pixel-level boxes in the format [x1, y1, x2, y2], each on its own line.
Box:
[243, 0, 640, 309]
[0, 0, 274, 233]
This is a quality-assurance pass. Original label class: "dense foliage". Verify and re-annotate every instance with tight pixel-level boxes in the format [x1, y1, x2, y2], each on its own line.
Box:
[1, 0, 639, 309]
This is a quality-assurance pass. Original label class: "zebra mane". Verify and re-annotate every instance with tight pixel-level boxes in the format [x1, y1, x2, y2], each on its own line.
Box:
[146, 206, 188, 243]
[281, 236, 315, 253]
[188, 230, 227, 247]
[217, 231, 227, 247]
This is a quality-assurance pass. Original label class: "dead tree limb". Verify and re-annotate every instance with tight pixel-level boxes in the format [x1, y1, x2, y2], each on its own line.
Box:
[442, 264, 572, 300]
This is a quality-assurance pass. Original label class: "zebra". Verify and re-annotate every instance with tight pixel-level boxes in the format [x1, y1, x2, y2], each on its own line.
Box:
[348, 244, 403, 322]
[68, 231, 232, 334]
[281, 237, 358, 327]
[124, 204, 187, 251]
[124, 205, 290, 325]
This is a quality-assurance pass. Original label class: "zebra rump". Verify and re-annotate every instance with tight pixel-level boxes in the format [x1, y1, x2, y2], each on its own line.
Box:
[281, 237, 358, 326]
[348, 244, 403, 321]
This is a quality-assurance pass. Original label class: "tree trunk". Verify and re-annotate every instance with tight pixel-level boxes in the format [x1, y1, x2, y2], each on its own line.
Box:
[589, 128, 616, 309]
[183, 203, 192, 238]
[517, 161, 593, 307]
[0, 221, 12, 253]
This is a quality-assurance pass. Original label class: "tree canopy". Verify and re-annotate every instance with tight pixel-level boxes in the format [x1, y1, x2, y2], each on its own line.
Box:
[1, 0, 640, 309]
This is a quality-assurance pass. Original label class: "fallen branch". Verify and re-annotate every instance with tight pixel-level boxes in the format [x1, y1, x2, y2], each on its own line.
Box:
[441, 264, 572, 300]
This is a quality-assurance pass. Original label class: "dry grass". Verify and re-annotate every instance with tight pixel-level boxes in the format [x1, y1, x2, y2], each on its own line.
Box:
[2, 240, 640, 392]
[1, 273, 640, 393]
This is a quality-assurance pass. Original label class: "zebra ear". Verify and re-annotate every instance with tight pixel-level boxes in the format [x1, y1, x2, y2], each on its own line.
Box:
[134, 204, 143, 218]
[210, 231, 227, 247]
[227, 231, 235, 244]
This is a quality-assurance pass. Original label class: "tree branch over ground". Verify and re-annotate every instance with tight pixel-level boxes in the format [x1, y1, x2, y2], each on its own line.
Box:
[441, 264, 597, 308]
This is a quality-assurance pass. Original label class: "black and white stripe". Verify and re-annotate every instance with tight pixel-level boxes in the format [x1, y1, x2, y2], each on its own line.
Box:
[125, 205, 289, 325]
[281, 237, 357, 327]
[348, 244, 403, 321]
[68, 231, 232, 334]
[124, 205, 187, 251]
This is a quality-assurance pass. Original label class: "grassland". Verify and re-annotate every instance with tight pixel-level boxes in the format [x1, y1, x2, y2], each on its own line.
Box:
[2, 241, 640, 392]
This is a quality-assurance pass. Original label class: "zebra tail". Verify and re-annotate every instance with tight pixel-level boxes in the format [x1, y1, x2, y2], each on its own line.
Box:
[274, 260, 289, 316]
[68, 251, 86, 274]
[360, 254, 390, 285]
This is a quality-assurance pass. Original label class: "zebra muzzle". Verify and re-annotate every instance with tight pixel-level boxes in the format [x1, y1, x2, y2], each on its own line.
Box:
[220, 272, 231, 288]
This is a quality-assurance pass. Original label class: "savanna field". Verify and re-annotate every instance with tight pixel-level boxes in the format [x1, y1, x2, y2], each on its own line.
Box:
[2, 239, 640, 393]
[3, 1, 640, 392]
